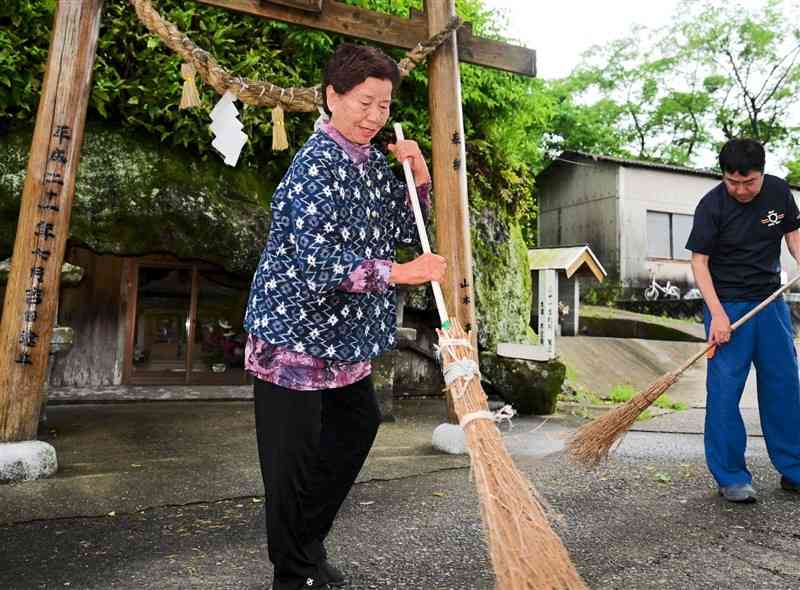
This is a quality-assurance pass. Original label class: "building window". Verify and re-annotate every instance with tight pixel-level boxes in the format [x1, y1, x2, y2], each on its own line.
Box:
[646, 211, 693, 261]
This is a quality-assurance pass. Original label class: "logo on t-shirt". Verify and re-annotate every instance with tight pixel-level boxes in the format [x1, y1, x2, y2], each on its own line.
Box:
[760, 209, 785, 227]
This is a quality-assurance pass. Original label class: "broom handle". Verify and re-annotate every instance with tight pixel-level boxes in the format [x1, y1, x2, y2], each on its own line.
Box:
[675, 271, 800, 375]
[393, 123, 450, 326]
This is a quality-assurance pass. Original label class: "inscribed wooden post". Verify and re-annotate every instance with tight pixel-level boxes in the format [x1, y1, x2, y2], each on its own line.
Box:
[424, 0, 475, 423]
[537, 269, 557, 359]
[424, 0, 476, 335]
[0, 0, 104, 441]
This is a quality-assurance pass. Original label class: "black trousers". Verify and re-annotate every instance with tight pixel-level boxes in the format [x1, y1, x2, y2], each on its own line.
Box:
[254, 376, 381, 590]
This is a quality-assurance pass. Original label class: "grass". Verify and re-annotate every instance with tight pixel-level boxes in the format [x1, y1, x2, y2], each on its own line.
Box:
[559, 381, 688, 422]
[607, 383, 688, 412]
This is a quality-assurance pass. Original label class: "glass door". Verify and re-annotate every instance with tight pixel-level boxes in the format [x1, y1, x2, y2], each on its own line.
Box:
[127, 262, 250, 385]
[130, 266, 192, 384]
[189, 269, 249, 385]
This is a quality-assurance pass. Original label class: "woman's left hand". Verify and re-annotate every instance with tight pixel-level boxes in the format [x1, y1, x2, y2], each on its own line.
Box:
[388, 139, 431, 185]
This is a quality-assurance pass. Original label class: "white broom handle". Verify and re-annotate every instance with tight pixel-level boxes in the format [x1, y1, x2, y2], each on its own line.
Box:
[393, 123, 450, 326]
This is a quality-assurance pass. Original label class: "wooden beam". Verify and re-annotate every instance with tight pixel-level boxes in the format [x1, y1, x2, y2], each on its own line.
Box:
[0, 0, 104, 442]
[456, 22, 536, 77]
[266, 0, 322, 13]
[193, 0, 536, 76]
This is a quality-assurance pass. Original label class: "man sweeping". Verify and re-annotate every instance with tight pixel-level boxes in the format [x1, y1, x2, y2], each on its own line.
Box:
[687, 138, 800, 503]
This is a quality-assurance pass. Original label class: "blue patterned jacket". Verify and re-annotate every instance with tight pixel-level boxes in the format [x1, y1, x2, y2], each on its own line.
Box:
[244, 129, 424, 361]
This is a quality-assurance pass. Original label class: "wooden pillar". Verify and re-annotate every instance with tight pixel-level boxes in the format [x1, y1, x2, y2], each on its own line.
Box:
[425, 1, 477, 342]
[425, 1, 477, 423]
[0, 0, 104, 441]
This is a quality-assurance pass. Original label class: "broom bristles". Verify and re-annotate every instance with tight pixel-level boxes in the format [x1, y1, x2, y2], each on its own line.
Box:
[439, 320, 587, 589]
[566, 372, 678, 467]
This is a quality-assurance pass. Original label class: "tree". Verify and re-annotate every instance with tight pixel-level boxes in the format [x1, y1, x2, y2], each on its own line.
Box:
[0, 0, 555, 241]
[568, 0, 800, 168]
[676, 0, 800, 146]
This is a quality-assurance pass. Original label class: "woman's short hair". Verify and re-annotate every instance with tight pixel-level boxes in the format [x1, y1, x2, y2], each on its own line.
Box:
[322, 43, 400, 115]
[718, 138, 766, 175]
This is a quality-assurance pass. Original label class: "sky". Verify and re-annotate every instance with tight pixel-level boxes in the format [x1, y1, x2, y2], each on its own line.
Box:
[481, 0, 765, 80]
[480, 0, 792, 173]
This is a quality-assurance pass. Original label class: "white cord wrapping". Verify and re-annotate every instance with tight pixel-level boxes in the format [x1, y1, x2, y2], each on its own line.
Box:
[433, 337, 472, 363]
[460, 404, 517, 430]
[443, 359, 480, 386]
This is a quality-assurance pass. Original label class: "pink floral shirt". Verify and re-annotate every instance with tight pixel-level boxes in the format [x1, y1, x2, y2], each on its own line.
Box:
[246, 122, 430, 390]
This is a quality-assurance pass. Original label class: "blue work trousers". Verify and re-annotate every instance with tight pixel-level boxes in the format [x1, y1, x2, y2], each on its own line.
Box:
[704, 299, 800, 487]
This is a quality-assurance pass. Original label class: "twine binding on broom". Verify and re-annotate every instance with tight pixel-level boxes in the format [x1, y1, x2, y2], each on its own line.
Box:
[436, 320, 588, 590]
[460, 404, 517, 430]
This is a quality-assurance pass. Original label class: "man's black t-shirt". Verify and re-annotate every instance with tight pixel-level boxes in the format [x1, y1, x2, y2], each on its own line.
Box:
[686, 174, 800, 301]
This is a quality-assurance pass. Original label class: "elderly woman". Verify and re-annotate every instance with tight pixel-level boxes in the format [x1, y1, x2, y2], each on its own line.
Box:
[243, 43, 446, 590]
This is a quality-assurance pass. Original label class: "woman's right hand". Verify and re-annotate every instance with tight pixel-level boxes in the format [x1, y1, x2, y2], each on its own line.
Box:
[389, 253, 447, 285]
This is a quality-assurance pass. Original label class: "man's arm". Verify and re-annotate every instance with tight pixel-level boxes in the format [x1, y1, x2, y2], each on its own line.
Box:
[690, 252, 731, 345]
[785, 229, 800, 267]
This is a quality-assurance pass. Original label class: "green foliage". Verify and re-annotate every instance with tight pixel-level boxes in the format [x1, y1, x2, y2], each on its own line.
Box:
[608, 384, 636, 403]
[0, 0, 553, 242]
[582, 280, 627, 306]
[607, 383, 686, 412]
[654, 472, 673, 484]
[786, 159, 800, 185]
[568, 0, 800, 168]
[0, 1, 55, 127]
[562, 386, 604, 406]
[653, 396, 688, 411]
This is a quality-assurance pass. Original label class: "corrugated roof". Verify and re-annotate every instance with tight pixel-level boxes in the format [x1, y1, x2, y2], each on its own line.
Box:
[542, 151, 800, 190]
[550, 151, 722, 180]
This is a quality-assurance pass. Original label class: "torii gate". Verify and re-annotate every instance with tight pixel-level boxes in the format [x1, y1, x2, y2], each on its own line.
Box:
[0, 0, 536, 442]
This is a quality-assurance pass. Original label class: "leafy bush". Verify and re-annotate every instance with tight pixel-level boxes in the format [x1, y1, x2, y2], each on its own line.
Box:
[0, 0, 550, 231]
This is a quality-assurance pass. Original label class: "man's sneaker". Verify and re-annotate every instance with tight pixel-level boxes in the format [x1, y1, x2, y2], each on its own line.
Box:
[318, 560, 347, 587]
[270, 575, 330, 590]
[719, 483, 757, 503]
[780, 476, 800, 493]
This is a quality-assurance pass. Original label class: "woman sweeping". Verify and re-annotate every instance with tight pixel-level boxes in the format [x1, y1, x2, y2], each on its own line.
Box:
[243, 43, 446, 590]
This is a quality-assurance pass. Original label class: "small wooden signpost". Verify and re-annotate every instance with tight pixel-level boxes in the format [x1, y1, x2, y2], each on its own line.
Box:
[0, 0, 536, 441]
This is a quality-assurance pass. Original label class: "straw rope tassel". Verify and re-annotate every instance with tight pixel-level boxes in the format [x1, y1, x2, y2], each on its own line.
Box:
[271, 104, 289, 151]
[179, 62, 201, 109]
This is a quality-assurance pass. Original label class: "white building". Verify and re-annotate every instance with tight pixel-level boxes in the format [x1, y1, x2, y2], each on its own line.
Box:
[536, 151, 800, 290]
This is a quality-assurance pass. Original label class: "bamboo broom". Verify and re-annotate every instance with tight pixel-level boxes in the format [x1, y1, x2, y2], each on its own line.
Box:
[567, 272, 800, 467]
[395, 124, 587, 590]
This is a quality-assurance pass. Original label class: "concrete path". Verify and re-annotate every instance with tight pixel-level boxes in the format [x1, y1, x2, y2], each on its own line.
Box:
[2, 398, 799, 590]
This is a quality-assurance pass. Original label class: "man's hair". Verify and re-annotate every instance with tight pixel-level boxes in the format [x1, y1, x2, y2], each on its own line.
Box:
[718, 138, 766, 175]
[322, 43, 400, 115]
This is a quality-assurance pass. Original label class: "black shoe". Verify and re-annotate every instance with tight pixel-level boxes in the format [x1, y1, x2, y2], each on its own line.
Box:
[318, 560, 347, 587]
[781, 476, 800, 493]
[270, 575, 331, 590]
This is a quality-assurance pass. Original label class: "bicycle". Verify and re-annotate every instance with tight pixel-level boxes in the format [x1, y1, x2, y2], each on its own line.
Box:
[643, 270, 681, 301]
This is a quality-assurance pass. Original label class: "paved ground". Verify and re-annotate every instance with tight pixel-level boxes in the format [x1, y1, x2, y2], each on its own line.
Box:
[2, 395, 799, 590]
